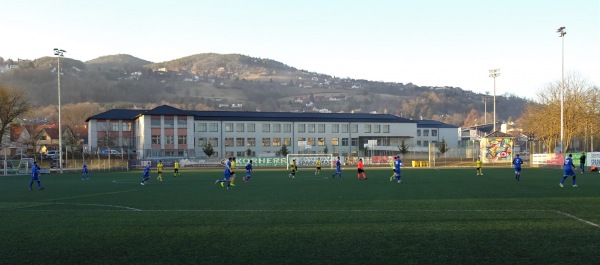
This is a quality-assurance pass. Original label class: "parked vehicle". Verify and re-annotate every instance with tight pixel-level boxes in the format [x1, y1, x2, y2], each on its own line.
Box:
[100, 150, 121, 156]
[45, 150, 59, 159]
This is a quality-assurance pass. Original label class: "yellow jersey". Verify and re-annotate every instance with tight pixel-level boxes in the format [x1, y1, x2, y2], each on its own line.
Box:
[157, 163, 163, 172]
[174, 162, 179, 169]
[316, 160, 321, 167]
[476, 160, 482, 168]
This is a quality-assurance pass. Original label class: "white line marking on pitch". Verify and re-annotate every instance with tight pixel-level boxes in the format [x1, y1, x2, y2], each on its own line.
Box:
[51, 202, 142, 211]
[554, 210, 600, 228]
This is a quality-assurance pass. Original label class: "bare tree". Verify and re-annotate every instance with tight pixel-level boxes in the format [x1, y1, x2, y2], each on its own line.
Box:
[523, 73, 597, 152]
[0, 86, 32, 147]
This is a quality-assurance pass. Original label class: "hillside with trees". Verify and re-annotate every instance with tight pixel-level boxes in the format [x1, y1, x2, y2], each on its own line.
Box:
[0, 53, 529, 127]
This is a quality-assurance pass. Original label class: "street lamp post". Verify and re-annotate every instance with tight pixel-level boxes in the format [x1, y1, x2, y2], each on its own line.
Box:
[54, 48, 66, 173]
[489, 69, 500, 132]
[557, 27, 566, 154]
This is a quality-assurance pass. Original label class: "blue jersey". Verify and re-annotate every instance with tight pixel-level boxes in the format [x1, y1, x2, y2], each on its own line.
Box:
[564, 157, 575, 171]
[512, 157, 523, 168]
[245, 163, 252, 171]
[143, 165, 150, 177]
[31, 164, 40, 179]
[82, 164, 88, 173]
[394, 159, 402, 174]
[336, 159, 341, 171]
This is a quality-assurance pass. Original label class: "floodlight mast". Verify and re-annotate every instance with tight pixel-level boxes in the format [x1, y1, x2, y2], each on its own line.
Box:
[54, 48, 66, 173]
[557, 27, 566, 155]
[488, 69, 500, 132]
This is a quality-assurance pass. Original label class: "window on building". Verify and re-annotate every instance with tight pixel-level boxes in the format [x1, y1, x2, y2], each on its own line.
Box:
[165, 135, 174, 145]
[341, 138, 349, 146]
[351, 138, 358, 146]
[417, 129, 421, 137]
[283, 124, 291, 133]
[298, 124, 305, 133]
[111, 122, 119, 131]
[417, 140, 422, 146]
[178, 135, 186, 145]
[341, 124, 349, 133]
[374, 125, 381, 133]
[424, 130, 429, 136]
[297, 137, 306, 145]
[247, 138, 256, 147]
[247, 123, 255, 132]
[225, 123, 233, 132]
[283, 138, 291, 146]
[364, 124, 371, 133]
[272, 137, 281, 147]
[236, 151, 246, 157]
[318, 138, 325, 146]
[262, 138, 271, 147]
[197, 137, 207, 147]
[197, 123, 207, 132]
[308, 137, 315, 146]
[332, 137, 339, 146]
[178, 117, 187, 128]
[151, 117, 161, 128]
[318, 124, 325, 133]
[423, 140, 429, 147]
[122, 122, 132, 131]
[308, 124, 316, 133]
[236, 138, 245, 147]
[383, 125, 390, 133]
[262, 123, 270, 133]
[351, 124, 358, 133]
[273, 124, 281, 133]
[432, 129, 438, 136]
[236, 123, 244, 132]
[224, 138, 233, 147]
[164, 117, 174, 128]
[151, 135, 161, 145]
[332, 124, 339, 133]
[209, 137, 218, 147]
[209, 123, 218, 132]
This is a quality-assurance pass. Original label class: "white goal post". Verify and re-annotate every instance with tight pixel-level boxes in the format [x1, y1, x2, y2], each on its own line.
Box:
[286, 154, 334, 170]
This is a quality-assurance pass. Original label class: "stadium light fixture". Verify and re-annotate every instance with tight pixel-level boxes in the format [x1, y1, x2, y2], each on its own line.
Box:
[557, 27, 566, 155]
[488, 69, 500, 132]
[54, 48, 66, 174]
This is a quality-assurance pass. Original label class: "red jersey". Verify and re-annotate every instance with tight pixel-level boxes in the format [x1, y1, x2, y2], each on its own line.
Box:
[358, 161, 364, 169]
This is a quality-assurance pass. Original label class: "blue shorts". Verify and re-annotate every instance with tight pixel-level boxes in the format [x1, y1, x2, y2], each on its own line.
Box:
[30, 175, 40, 181]
[514, 167, 521, 172]
[563, 169, 575, 176]
[223, 173, 231, 180]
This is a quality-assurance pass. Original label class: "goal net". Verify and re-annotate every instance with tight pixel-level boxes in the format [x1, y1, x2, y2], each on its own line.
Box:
[286, 154, 334, 170]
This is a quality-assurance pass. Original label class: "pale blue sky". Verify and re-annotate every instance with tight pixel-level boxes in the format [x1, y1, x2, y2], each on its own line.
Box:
[2, 0, 598, 100]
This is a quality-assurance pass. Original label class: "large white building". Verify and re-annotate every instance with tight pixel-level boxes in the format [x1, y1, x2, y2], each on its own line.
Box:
[86, 105, 459, 159]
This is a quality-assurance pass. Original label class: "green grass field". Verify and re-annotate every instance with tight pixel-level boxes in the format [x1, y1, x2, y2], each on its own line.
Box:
[1, 167, 599, 265]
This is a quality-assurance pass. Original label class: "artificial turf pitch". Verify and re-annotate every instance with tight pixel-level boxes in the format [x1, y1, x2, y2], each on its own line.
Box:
[1, 166, 599, 265]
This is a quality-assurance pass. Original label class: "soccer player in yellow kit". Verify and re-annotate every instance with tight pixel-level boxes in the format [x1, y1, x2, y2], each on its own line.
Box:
[173, 161, 181, 177]
[157, 160, 164, 181]
[389, 156, 396, 181]
[315, 159, 321, 175]
[230, 157, 237, 186]
[476, 158, 483, 175]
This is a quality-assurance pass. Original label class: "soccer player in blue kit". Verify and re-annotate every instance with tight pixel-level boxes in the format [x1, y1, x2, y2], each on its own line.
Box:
[81, 162, 89, 180]
[512, 154, 523, 181]
[559, 154, 577, 188]
[243, 160, 253, 182]
[331, 157, 342, 179]
[28, 161, 44, 190]
[215, 159, 232, 189]
[393, 155, 402, 184]
[140, 162, 151, 185]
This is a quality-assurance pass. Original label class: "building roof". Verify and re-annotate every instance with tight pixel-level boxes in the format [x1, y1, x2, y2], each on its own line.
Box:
[140, 105, 194, 116]
[189, 110, 415, 123]
[86, 105, 417, 124]
[416, 120, 459, 128]
[86, 109, 145, 122]
[485, 131, 514, 138]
